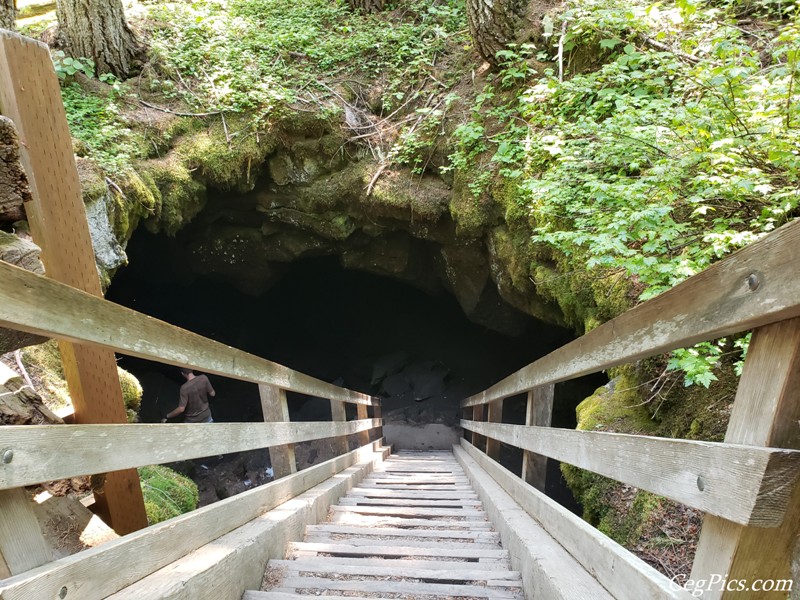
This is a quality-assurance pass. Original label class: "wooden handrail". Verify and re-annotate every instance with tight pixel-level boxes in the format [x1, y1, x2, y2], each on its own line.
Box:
[461, 420, 800, 526]
[463, 218, 800, 408]
[0, 260, 377, 406]
[0, 443, 383, 600]
[0, 419, 381, 490]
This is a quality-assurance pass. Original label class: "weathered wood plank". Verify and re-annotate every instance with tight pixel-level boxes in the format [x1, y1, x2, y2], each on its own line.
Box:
[346, 487, 478, 499]
[0, 489, 50, 575]
[463, 218, 800, 408]
[330, 505, 486, 518]
[457, 440, 692, 600]
[260, 385, 297, 479]
[264, 556, 502, 571]
[0, 29, 148, 535]
[521, 385, 553, 491]
[268, 558, 520, 581]
[329, 513, 493, 528]
[0, 420, 379, 489]
[288, 541, 507, 559]
[302, 535, 499, 549]
[274, 577, 521, 599]
[690, 319, 800, 599]
[305, 524, 498, 540]
[462, 420, 800, 526]
[0, 260, 377, 407]
[454, 443, 616, 600]
[337, 497, 482, 507]
[0, 443, 381, 600]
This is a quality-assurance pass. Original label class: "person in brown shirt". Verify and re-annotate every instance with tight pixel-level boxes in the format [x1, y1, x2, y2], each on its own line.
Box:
[161, 368, 216, 423]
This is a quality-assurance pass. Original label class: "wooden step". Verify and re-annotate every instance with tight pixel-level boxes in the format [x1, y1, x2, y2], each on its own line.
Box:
[330, 513, 494, 528]
[329, 504, 487, 519]
[268, 558, 522, 582]
[338, 496, 483, 507]
[268, 555, 511, 571]
[270, 576, 523, 598]
[306, 524, 501, 541]
[303, 533, 501, 549]
[287, 541, 508, 560]
[346, 486, 479, 499]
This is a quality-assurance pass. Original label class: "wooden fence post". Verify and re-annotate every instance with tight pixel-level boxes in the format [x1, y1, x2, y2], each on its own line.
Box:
[356, 403, 371, 447]
[330, 399, 349, 455]
[689, 318, 800, 599]
[486, 398, 504, 460]
[521, 385, 554, 491]
[259, 384, 297, 478]
[372, 400, 383, 442]
[0, 488, 50, 577]
[473, 404, 486, 451]
[0, 30, 147, 535]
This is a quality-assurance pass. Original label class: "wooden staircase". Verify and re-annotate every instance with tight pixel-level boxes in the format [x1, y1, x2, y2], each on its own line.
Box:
[245, 451, 524, 600]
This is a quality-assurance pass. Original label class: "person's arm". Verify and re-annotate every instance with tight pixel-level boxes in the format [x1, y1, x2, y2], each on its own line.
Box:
[207, 377, 216, 398]
[161, 389, 188, 422]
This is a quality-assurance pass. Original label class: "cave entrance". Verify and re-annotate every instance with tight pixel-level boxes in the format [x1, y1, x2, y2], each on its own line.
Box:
[106, 227, 603, 509]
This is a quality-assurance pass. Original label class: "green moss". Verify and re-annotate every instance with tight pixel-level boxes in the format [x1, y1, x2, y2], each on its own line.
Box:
[177, 116, 277, 192]
[448, 171, 499, 237]
[141, 155, 207, 235]
[138, 465, 199, 525]
[369, 169, 450, 222]
[575, 365, 658, 434]
[117, 367, 143, 422]
[20, 341, 72, 412]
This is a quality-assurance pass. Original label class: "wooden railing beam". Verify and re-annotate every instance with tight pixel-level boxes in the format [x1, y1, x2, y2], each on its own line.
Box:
[0, 420, 379, 489]
[690, 318, 800, 598]
[0, 489, 50, 576]
[462, 218, 800, 408]
[461, 420, 800, 526]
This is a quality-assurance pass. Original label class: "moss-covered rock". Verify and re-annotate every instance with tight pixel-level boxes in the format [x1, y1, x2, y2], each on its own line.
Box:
[138, 464, 199, 525]
[117, 367, 143, 422]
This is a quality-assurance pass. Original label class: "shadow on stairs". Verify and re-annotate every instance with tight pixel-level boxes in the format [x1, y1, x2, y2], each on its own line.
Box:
[244, 450, 525, 599]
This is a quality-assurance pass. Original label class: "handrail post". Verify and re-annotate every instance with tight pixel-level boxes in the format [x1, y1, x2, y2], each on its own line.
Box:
[486, 398, 503, 460]
[0, 488, 50, 577]
[356, 403, 370, 447]
[259, 384, 297, 478]
[330, 398, 349, 455]
[689, 318, 800, 598]
[0, 30, 147, 534]
[372, 399, 383, 441]
[521, 385, 554, 491]
[472, 404, 487, 451]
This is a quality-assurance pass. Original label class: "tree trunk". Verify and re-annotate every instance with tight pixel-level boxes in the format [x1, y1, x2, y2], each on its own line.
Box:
[467, 0, 552, 67]
[56, 0, 141, 78]
[0, 0, 15, 30]
[348, 0, 384, 13]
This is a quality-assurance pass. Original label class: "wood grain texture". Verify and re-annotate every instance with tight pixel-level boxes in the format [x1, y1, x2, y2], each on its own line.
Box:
[462, 420, 800, 526]
[0, 259, 377, 406]
[521, 386, 553, 491]
[260, 385, 297, 479]
[329, 398, 349, 455]
[690, 319, 800, 598]
[463, 218, 800, 408]
[0, 489, 50, 575]
[0, 443, 382, 600]
[0, 420, 380, 489]
[0, 29, 147, 534]
[457, 440, 692, 600]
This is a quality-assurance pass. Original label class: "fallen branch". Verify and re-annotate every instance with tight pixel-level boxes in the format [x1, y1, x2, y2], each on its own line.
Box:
[637, 34, 700, 65]
[137, 99, 221, 118]
[365, 163, 388, 197]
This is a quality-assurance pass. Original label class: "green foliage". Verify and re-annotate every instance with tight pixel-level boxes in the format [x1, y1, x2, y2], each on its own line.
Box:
[51, 51, 95, 80]
[138, 465, 199, 525]
[117, 367, 143, 422]
[146, 0, 467, 122]
[60, 83, 144, 175]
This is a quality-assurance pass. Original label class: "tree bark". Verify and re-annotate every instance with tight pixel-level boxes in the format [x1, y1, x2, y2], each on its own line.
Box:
[55, 0, 142, 78]
[348, 0, 384, 13]
[467, 0, 554, 67]
[0, 0, 15, 30]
